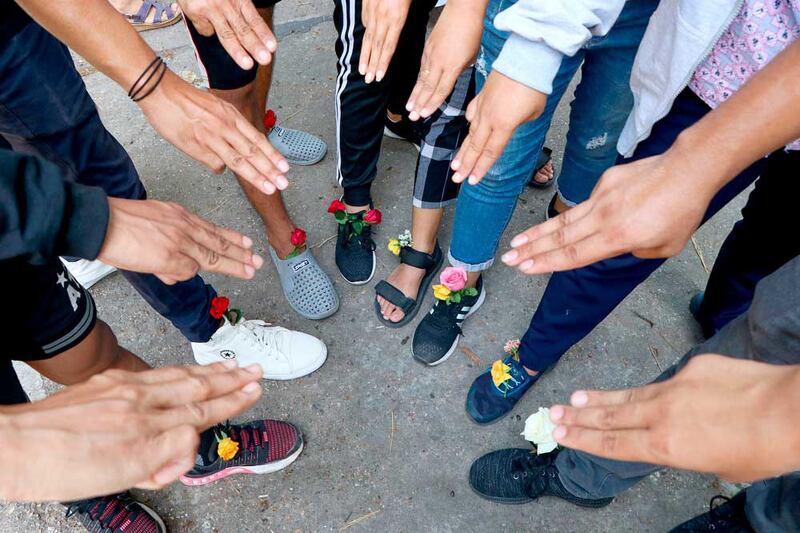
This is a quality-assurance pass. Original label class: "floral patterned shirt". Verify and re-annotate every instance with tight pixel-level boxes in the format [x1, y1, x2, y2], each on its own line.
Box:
[688, 0, 800, 149]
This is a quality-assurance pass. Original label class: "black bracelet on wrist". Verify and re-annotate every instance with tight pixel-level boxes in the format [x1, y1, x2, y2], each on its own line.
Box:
[128, 56, 168, 102]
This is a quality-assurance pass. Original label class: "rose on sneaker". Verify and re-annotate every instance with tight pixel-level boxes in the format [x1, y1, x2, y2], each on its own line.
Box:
[329, 199, 382, 237]
[522, 407, 559, 455]
[363, 209, 382, 225]
[209, 296, 230, 319]
[327, 199, 346, 213]
[440, 266, 467, 291]
[431, 267, 477, 304]
[285, 228, 307, 259]
[216, 434, 239, 461]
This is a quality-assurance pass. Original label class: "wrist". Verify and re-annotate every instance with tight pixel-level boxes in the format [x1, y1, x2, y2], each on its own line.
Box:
[664, 129, 733, 198]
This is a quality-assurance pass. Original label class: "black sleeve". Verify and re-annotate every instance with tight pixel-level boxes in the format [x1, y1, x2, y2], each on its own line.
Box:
[0, 149, 109, 263]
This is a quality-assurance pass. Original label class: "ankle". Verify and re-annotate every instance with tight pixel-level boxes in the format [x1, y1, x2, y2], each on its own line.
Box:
[344, 202, 369, 214]
[554, 196, 571, 214]
[522, 365, 539, 377]
[410, 241, 436, 255]
[386, 110, 403, 123]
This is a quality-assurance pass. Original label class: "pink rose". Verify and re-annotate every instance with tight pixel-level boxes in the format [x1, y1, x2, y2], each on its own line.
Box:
[440, 267, 467, 292]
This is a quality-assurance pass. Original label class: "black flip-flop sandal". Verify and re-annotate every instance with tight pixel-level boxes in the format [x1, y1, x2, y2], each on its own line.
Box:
[527, 147, 554, 189]
[374, 242, 444, 328]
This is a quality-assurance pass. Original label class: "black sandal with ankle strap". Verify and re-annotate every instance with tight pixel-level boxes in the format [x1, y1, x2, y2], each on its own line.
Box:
[374, 242, 444, 328]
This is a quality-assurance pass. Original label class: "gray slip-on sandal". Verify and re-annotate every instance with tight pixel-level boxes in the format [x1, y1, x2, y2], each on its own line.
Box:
[268, 125, 327, 166]
[269, 246, 339, 320]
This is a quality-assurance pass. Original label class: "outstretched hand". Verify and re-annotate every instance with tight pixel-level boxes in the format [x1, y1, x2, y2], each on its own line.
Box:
[138, 71, 290, 195]
[98, 198, 263, 284]
[451, 71, 547, 185]
[177, 0, 277, 70]
[359, 0, 412, 83]
[0, 363, 263, 501]
[549, 354, 800, 482]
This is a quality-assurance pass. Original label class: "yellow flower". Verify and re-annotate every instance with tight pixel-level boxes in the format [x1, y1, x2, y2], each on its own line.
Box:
[217, 437, 239, 461]
[491, 360, 513, 388]
[388, 238, 401, 256]
[432, 284, 451, 301]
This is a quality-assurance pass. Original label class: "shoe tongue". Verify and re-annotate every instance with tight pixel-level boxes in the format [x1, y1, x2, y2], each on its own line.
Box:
[196, 427, 220, 467]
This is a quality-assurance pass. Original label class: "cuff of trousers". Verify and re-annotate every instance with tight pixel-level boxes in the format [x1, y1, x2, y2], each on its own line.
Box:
[447, 249, 494, 272]
[556, 188, 579, 208]
[517, 343, 550, 373]
[342, 183, 372, 207]
[412, 198, 457, 209]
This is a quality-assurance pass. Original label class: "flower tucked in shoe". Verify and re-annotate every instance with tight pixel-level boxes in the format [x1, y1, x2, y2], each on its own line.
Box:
[466, 355, 542, 424]
[412, 274, 485, 366]
[181, 419, 304, 486]
[331, 200, 381, 285]
[263, 109, 327, 166]
[469, 448, 613, 508]
[388, 229, 412, 256]
[521, 407, 558, 454]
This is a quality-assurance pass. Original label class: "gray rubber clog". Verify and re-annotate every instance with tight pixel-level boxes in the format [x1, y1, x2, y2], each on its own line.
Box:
[268, 125, 327, 166]
[269, 246, 339, 320]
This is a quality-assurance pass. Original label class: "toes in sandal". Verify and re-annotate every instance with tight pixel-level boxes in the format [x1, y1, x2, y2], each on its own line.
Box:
[527, 147, 554, 189]
[126, 0, 182, 31]
[374, 242, 444, 328]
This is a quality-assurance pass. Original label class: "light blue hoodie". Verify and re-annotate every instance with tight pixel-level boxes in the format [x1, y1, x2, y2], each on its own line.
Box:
[491, 0, 745, 156]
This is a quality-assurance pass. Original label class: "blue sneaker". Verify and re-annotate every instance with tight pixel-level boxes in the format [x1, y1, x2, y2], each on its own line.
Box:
[466, 356, 543, 424]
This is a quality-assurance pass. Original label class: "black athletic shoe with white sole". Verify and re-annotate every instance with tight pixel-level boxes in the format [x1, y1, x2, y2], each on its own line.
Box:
[412, 276, 485, 365]
[383, 113, 422, 150]
[469, 448, 613, 508]
[64, 492, 166, 533]
[335, 211, 377, 285]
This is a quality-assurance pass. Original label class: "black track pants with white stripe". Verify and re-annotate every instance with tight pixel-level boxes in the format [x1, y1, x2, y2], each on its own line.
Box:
[333, 0, 437, 206]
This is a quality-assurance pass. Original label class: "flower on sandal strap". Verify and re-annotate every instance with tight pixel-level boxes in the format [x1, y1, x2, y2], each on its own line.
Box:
[285, 228, 307, 259]
[431, 267, 477, 304]
[388, 230, 413, 256]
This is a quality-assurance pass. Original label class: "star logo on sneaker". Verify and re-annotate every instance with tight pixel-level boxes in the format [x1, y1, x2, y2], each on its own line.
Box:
[292, 259, 310, 272]
[219, 350, 236, 360]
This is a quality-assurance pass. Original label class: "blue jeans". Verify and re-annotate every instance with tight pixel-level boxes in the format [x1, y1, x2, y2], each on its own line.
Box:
[0, 21, 220, 343]
[449, 0, 658, 271]
[517, 89, 763, 372]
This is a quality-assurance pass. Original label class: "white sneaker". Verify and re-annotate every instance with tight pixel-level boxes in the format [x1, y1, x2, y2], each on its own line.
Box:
[60, 258, 117, 288]
[191, 315, 327, 380]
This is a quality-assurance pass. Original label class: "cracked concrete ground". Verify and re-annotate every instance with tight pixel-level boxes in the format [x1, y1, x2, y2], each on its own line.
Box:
[3, 4, 749, 532]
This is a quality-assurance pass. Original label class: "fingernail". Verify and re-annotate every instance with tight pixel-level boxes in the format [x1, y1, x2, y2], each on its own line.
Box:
[510, 234, 528, 248]
[241, 56, 254, 69]
[267, 40, 277, 51]
[553, 426, 567, 440]
[257, 50, 270, 64]
[242, 381, 261, 393]
[244, 265, 255, 277]
[452, 172, 462, 182]
[406, 101, 415, 111]
[252, 254, 264, 268]
[451, 159, 461, 170]
[245, 364, 263, 375]
[278, 160, 290, 172]
[420, 108, 430, 118]
[263, 182, 275, 194]
[468, 175, 478, 185]
[222, 360, 238, 369]
[501, 250, 518, 263]
[409, 111, 419, 121]
[277, 176, 289, 189]
[242, 235, 253, 248]
[376, 70, 384, 81]
[359, 64, 366, 75]
[365, 72, 374, 84]
[571, 391, 588, 407]
[519, 259, 535, 271]
[550, 405, 564, 421]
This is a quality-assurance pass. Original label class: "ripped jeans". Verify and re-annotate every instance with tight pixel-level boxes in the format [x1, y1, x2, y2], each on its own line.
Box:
[448, 0, 657, 271]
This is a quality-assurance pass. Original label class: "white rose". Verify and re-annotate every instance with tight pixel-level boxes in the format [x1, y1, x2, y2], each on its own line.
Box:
[521, 407, 558, 455]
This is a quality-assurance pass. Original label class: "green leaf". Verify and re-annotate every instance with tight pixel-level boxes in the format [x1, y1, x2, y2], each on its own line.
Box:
[463, 288, 478, 297]
[451, 292, 462, 304]
[352, 220, 364, 235]
[334, 210, 347, 223]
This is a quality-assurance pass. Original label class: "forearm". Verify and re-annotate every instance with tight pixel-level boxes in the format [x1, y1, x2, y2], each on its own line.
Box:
[14, 0, 157, 90]
[667, 41, 800, 197]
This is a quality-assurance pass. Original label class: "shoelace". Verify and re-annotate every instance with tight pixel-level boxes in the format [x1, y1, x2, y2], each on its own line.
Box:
[65, 493, 139, 529]
[493, 357, 528, 396]
[427, 300, 464, 331]
[343, 221, 376, 251]
[215, 422, 267, 462]
[703, 495, 741, 527]
[510, 454, 557, 498]
[239, 319, 285, 360]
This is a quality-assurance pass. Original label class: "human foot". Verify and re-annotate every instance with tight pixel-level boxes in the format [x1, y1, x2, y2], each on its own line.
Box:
[533, 159, 554, 185]
[378, 264, 425, 322]
[263, 110, 327, 166]
[112, 0, 182, 31]
[528, 147, 555, 189]
[374, 243, 443, 327]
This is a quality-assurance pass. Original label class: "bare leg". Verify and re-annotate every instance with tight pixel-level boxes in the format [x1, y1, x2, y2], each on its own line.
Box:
[27, 321, 150, 386]
[377, 206, 443, 322]
[209, 7, 300, 259]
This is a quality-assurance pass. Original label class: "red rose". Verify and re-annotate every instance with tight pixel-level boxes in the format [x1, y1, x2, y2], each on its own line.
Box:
[209, 296, 230, 319]
[327, 199, 346, 213]
[363, 209, 382, 225]
[290, 228, 307, 247]
[263, 109, 277, 131]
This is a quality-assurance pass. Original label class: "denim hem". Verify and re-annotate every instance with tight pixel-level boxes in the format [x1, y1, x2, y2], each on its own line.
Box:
[412, 198, 457, 209]
[447, 249, 494, 272]
[556, 188, 579, 208]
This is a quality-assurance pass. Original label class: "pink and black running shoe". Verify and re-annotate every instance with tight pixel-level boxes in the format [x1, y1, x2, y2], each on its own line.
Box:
[180, 419, 304, 486]
[64, 492, 166, 533]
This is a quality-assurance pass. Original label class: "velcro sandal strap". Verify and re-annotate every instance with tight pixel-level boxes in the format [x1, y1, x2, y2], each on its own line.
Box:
[400, 247, 435, 270]
[375, 281, 415, 314]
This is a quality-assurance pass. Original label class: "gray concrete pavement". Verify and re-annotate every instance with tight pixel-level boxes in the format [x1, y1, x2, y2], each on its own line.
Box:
[2, 5, 748, 532]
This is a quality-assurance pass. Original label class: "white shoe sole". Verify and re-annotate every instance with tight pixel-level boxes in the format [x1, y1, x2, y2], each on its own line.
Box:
[179, 441, 304, 486]
[415, 287, 487, 367]
[383, 126, 421, 152]
[340, 250, 376, 286]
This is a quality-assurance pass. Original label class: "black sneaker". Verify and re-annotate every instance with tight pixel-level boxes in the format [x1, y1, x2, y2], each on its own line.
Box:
[469, 448, 613, 508]
[669, 493, 754, 532]
[411, 276, 485, 366]
[64, 492, 166, 533]
[180, 419, 304, 486]
[383, 112, 422, 150]
[335, 210, 377, 285]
